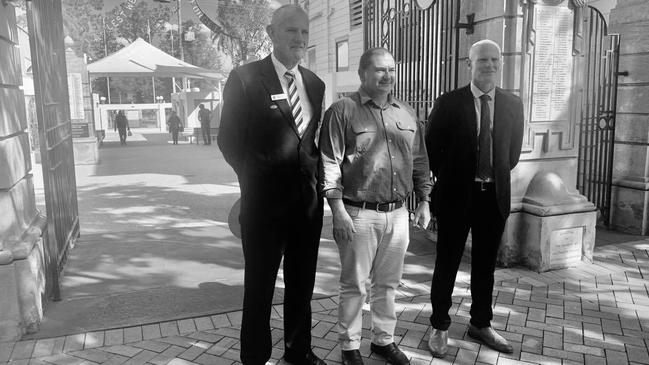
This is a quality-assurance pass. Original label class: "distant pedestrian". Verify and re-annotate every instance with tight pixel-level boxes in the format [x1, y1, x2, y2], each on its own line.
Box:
[198, 104, 212, 145]
[114, 111, 130, 146]
[167, 111, 183, 145]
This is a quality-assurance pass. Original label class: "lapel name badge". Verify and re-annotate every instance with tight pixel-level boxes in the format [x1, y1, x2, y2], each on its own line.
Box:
[270, 105, 278, 110]
[271, 93, 288, 101]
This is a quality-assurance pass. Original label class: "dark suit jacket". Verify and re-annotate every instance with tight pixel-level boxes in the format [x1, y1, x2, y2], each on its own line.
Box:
[426, 85, 524, 219]
[217, 55, 326, 220]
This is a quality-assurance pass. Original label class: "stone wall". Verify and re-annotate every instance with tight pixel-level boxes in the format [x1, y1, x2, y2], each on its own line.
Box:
[0, 4, 48, 341]
[609, 0, 649, 234]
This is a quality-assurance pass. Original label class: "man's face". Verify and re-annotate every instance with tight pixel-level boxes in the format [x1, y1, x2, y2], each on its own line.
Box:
[468, 43, 501, 89]
[359, 52, 396, 97]
[267, 11, 309, 67]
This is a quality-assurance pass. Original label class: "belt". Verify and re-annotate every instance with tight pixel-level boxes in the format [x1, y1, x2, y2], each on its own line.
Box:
[343, 199, 404, 212]
[474, 180, 495, 192]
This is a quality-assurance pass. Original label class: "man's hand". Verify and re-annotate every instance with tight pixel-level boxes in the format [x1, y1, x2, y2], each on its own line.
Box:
[413, 201, 431, 229]
[328, 198, 355, 243]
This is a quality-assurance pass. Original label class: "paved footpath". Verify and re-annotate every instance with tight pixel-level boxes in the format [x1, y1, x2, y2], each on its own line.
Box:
[1, 238, 648, 365]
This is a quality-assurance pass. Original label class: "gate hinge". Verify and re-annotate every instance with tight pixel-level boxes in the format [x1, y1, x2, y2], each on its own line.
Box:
[616, 71, 629, 77]
[457, 13, 475, 35]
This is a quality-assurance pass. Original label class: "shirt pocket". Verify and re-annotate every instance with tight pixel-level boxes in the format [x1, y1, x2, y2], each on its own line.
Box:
[350, 121, 377, 155]
[395, 120, 416, 144]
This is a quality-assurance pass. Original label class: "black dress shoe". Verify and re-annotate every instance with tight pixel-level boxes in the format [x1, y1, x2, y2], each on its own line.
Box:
[284, 350, 327, 365]
[370, 343, 410, 365]
[341, 349, 364, 365]
[467, 325, 513, 353]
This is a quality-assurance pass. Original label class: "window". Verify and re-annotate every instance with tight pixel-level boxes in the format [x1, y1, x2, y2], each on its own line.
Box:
[307, 46, 316, 71]
[349, 0, 363, 28]
[336, 40, 349, 72]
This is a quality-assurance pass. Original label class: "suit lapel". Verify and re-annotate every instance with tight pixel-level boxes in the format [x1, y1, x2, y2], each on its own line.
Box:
[460, 85, 478, 152]
[299, 66, 320, 134]
[259, 56, 300, 136]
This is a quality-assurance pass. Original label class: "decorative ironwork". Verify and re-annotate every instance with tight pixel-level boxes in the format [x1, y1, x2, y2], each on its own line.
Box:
[577, 6, 620, 227]
[364, 0, 461, 216]
[27, 0, 80, 301]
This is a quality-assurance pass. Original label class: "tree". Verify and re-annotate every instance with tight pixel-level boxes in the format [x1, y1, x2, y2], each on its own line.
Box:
[210, 0, 273, 67]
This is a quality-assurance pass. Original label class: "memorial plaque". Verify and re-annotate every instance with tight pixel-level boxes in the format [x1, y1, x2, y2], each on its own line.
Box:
[531, 4, 574, 121]
[68, 73, 84, 120]
[71, 122, 90, 138]
[549, 227, 582, 268]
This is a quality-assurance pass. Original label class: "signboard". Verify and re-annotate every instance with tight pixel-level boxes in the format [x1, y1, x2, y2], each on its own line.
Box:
[549, 227, 582, 268]
[71, 122, 90, 138]
[531, 5, 574, 121]
[68, 73, 85, 120]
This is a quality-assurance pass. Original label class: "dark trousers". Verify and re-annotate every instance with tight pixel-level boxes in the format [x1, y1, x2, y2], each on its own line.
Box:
[239, 197, 323, 364]
[171, 130, 179, 144]
[118, 129, 127, 145]
[201, 124, 211, 145]
[430, 182, 506, 330]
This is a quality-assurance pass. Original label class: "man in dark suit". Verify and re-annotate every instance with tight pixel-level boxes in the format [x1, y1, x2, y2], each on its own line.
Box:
[425, 39, 524, 358]
[217, 5, 326, 365]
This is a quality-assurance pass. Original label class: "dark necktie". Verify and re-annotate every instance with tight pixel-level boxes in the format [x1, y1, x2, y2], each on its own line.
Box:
[478, 94, 493, 180]
[284, 71, 306, 137]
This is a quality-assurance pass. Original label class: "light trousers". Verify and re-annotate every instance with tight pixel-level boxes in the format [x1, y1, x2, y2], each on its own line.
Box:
[336, 204, 409, 351]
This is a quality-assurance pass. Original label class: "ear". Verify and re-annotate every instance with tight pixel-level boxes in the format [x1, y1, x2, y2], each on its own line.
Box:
[266, 24, 274, 40]
[357, 69, 364, 83]
[465, 58, 472, 69]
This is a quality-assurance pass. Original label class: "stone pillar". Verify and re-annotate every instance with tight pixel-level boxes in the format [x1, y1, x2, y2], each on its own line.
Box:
[609, 0, 649, 234]
[0, 3, 48, 341]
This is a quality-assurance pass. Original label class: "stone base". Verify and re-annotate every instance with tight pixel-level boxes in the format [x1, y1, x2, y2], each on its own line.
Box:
[611, 181, 649, 235]
[0, 215, 47, 341]
[518, 211, 596, 272]
[73, 137, 99, 165]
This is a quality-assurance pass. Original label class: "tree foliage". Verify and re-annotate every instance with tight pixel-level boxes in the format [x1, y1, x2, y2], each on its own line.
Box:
[212, 0, 272, 67]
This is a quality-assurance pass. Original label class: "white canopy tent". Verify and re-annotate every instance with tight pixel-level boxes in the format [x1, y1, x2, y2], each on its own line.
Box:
[87, 37, 221, 80]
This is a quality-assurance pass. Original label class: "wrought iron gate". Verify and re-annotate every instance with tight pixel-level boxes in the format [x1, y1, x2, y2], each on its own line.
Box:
[577, 6, 621, 227]
[364, 0, 462, 213]
[27, 0, 80, 300]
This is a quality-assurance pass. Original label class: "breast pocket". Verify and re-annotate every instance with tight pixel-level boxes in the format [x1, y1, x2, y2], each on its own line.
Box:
[395, 120, 416, 144]
[351, 121, 378, 155]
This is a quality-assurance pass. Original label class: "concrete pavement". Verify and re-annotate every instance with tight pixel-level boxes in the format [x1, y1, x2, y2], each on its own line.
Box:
[6, 129, 648, 364]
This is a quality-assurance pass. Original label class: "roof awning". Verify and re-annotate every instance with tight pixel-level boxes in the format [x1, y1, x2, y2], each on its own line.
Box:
[87, 38, 222, 80]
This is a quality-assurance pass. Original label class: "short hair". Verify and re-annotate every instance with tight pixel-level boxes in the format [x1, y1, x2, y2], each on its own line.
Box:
[270, 4, 307, 27]
[468, 39, 501, 60]
[358, 47, 392, 73]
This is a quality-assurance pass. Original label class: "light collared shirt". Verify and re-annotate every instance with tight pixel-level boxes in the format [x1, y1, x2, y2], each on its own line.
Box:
[470, 82, 495, 135]
[319, 88, 432, 203]
[271, 52, 313, 129]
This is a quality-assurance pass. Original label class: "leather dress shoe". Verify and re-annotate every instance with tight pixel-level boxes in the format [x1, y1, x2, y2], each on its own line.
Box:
[427, 328, 448, 358]
[284, 350, 327, 365]
[341, 349, 364, 365]
[467, 325, 513, 353]
[370, 342, 409, 365]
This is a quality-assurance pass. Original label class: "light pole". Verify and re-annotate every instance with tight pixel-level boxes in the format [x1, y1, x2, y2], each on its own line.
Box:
[154, 0, 185, 91]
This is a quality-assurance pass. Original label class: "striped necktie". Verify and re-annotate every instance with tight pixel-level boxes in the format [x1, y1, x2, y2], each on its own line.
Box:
[284, 71, 306, 137]
[478, 94, 493, 180]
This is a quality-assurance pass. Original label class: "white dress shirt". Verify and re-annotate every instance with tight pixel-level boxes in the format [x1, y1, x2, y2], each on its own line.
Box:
[271, 53, 313, 128]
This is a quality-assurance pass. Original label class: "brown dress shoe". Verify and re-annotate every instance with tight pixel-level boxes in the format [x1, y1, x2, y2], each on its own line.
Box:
[427, 328, 448, 358]
[467, 325, 513, 353]
[370, 343, 409, 365]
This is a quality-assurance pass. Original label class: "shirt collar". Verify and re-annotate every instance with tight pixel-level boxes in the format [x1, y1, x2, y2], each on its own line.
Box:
[470, 82, 495, 100]
[271, 52, 299, 78]
[357, 87, 399, 109]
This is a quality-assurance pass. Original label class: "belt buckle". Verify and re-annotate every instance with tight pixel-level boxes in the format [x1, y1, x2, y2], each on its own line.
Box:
[376, 202, 394, 212]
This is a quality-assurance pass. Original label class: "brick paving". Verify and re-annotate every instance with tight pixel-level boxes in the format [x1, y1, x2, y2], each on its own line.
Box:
[1, 240, 648, 365]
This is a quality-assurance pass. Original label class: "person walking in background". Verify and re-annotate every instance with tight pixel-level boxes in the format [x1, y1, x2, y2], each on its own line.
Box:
[114, 110, 130, 146]
[217, 5, 326, 365]
[425, 39, 524, 358]
[319, 47, 432, 365]
[198, 104, 212, 145]
[167, 110, 183, 145]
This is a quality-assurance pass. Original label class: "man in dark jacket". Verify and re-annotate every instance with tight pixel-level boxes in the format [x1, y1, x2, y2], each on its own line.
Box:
[198, 104, 211, 145]
[114, 110, 130, 146]
[425, 39, 524, 358]
[217, 5, 326, 365]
